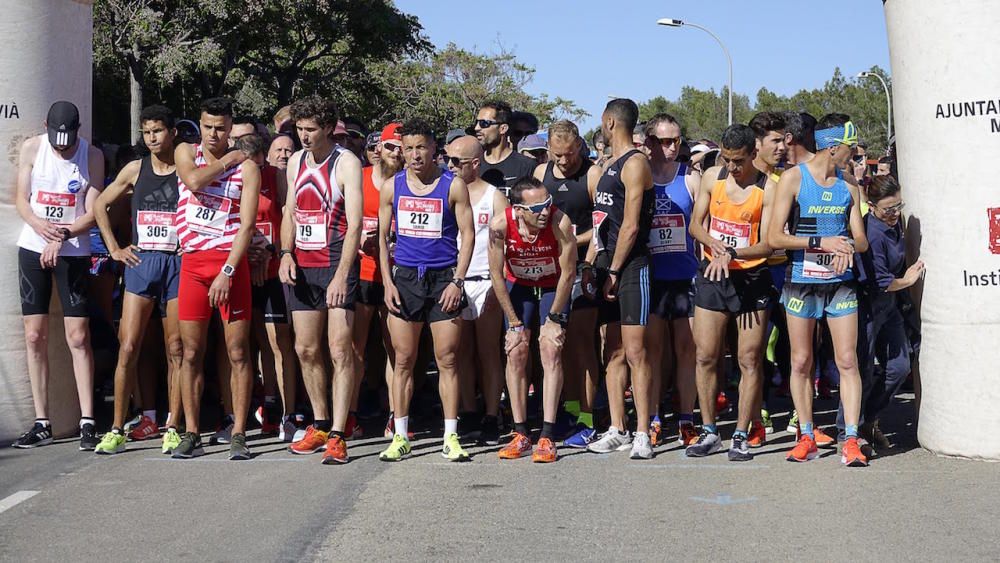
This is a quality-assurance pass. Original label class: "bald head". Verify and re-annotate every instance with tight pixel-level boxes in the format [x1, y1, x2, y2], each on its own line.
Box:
[446, 135, 484, 183]
[448, 135, 483, 159]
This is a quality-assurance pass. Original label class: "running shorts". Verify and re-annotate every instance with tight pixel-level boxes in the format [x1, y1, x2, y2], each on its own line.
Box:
[178, 250, 251, 322]
[781, 281, 859, 319]
[390, 265, 466, 323]
[18, 248, 89, 317]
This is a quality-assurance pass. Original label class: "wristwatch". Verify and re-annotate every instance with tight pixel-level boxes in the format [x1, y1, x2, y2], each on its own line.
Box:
[451, 278, 465, 289]
[508, 323, 524, 333]
[607, 269, 621, 277]
[279, 249, 294, 259]
[725, 247, 738, 260]
[59, 228, 71, 242]
[547, 312, 568, 327]
[221, 263, 236, 277]
[808, 236, 822, 250]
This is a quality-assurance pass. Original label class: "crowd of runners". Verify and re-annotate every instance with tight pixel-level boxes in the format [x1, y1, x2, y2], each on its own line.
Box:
[11, 95, 920, 467]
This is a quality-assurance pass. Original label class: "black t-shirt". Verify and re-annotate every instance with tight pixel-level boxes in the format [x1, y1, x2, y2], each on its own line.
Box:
[480, 150, 537, 201]
[542, 160, 593, 260]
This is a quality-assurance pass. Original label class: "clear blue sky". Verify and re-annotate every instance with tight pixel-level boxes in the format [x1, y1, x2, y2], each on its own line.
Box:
[395, 0, 890, 132]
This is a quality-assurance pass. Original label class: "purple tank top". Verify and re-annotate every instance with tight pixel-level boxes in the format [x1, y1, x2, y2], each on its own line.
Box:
[393, 169, 458, 269]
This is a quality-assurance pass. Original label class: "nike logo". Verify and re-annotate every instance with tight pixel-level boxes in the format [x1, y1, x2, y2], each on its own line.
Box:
[232, 309, 245, 315]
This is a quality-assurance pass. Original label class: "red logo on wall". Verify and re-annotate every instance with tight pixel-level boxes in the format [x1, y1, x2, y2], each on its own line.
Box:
[990, 208, 1000, 254]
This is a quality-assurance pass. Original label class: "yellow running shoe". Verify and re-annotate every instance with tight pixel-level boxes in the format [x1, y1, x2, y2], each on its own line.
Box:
[379, 434, 411, 462]
[441, 432, 470, 462]
[161, 428, 182, 455]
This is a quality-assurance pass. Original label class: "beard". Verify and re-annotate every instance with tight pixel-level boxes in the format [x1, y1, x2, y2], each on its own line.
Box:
[378, 156, 403, 178]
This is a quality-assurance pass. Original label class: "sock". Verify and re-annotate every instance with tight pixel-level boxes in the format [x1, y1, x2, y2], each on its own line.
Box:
[143, 409, 156, 423]
[329, 430, 343, 440]
[223, 414, 235, 425]
[845, 424, 859, 439]
[734, 429, 749, 440]
[80, 417, 95, 429]
[704, 423, 718, 435]
[111, 427, 122, 435]
[679, 413, 694, 425]
[514, 422, 529, 437]
[314, 419, 332, 432]
[541, 421, 554, 439]
[577, 411, 594, 428]
[36, 418, 51, 428]
[444, 418, 458, 436]
[563, 400, 581, 418]
[801, 421, 815, 439]
[394, 416, 408, 438]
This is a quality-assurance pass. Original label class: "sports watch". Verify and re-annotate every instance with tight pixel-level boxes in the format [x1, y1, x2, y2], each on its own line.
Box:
[221, 263, 236, 277]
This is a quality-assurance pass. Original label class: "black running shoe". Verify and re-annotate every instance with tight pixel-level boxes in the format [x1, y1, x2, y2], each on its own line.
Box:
[79, 423, 99, 451]
[13, 422, 53, 448]
[478, 416, 500, 446]
[171, 432, 204, 459]
[229, 432, 250, 461]
[457, 413, 481, 441]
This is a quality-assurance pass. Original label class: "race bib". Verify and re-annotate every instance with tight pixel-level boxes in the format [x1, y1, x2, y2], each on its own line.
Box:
[802, 249, 837, 280]
[591, 210, 608, 251]
[137, 211, 178, 250]
[398, 196, 443, 239]
[295, 210, 328, 250]
[32, 191, 77, 226]
[186, 192, 231, 237]
[509, 257, 557, 281]
[362, 217, 379, 235]
[255, 221, 273, 245]
[648, 214, 687, 254]
[708, 217, 751, 249]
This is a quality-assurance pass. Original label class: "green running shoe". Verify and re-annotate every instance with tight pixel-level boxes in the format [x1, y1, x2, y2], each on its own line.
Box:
[229, 432, 251, 461]
[94, 431, 126, 455]
[379, 434, 411, 462]
[162, 428, 182, 455]
[786, 410, 799, 434]
[171, 432, 204, 459]
[761, 409, 773, 434]
[442, 432, 470, 462]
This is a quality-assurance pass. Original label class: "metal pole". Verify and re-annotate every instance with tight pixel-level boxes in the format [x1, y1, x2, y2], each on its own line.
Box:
[684, 22, 734, 125]
[860, 71, 893, 146]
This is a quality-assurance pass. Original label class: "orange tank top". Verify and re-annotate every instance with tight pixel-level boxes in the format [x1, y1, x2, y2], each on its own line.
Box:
[702, 168, 767, 270]
[359, 166, 381, 283]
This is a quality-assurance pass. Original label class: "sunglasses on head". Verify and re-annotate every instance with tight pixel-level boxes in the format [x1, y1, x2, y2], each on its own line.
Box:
[475, 119, 503, 129]
[514, 196, 552, 214]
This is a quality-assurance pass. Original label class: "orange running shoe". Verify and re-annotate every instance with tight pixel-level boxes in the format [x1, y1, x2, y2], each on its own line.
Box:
[289, 425, 329, 454]
[322, 435, 349, 464]
[532, 437, 557, 463]
[498, 432, 532, 459]
[344, 414, 363, 440]
[787, 434, 819, 462]
[841, 437, 868, 467]
[747, 422, 767, 448]
[128, 415, 160, 441]
[814, 427, 836, 449]
[678, 422, 699, 446]
[716, 391, 729, 414]
[650, 418, 662, 447]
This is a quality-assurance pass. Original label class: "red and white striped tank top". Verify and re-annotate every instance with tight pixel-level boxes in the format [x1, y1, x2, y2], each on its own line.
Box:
[175, 144, 244, 252]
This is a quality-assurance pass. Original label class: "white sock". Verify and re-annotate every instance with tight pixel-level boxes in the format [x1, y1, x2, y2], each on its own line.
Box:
[80, 417, 95, 429]
[143, 410, 156, 423]
[394, 416, 409, 439]
[444, 418, 458, 437]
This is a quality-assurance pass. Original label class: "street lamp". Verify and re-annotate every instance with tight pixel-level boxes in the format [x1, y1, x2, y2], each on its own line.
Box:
[657, 18, 733, 125]
[857, 71, 893, 146]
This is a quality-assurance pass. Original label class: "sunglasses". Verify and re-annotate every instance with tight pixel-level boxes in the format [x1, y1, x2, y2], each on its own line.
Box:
[514, 196, 552, 214]
[446, 156, 473, 167]
[475, 119, 503, 129]
[648, 135, 681, 147]
[873, 201, 905, 215]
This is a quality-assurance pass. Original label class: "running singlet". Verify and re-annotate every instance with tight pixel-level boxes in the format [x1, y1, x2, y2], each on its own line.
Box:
[788, 164, 854, 284]
[766, 169, 789, 266]
[702, 168, 767, 270]
[175, 144, 244, 253]
[504, 206, 561, 287]
[18, 134, 92, 256]
[255, 164, 282, 278]
[392, 169, 458, 269]
[593, 149, 654, 261]
[461, 184, 497, 278]
[132, 156, 180, 252]
[543, 160, 592, 261]
[292, 147, 349, 268]
[649, 163, 697, 281]
[359, 166, 382, 283]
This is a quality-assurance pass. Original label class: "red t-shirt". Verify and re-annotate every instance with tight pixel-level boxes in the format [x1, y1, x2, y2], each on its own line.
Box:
[359, 166, 382, 283]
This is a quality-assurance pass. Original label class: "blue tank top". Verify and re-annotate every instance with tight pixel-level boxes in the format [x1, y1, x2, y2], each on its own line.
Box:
[393, 169, 458, 269]
[649, 164, 697, 281]
[788, 164, 853, 284]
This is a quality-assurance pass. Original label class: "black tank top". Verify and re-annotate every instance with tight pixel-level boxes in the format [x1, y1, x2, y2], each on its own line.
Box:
[130, 156, 179, 247]
[542, 160, 593, 260]
[594, 149, 654, 261]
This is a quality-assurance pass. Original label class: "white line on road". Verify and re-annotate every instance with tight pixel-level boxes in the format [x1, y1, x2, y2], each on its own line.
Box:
[0, 490, 39, 514]
[630, 464, 771, 470]
[143, 457, 306, 463]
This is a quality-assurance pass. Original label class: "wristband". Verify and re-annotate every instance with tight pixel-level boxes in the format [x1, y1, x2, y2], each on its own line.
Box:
[808, 236, 822, 250]
[608, 269, 621, 277]
[725, 247, 738, 260]
[547, 312, 568, 327]
[579, 261, 593, 271]
[279, 249, 294, 258]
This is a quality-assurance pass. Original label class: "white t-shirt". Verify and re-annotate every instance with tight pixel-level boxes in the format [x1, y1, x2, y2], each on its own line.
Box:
[17, 135, 93, 256]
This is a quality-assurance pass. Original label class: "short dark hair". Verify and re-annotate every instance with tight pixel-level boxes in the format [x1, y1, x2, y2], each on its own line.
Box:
[480, 100, 512, 124]
[817, 112, 851, 131]
[748, 111, 786, 139]
[643, 113, 680, 137]
[783, 111, 817, 147]
[605, 98, 639, 131]
[290, 95, 339, 129]
[399, 118, 435, 143]
[511, 176, 546, 202]
[868, 174, 900, 203]
[233, 114, 255, 126]
[342, 116, 368, 135]
[235, 134, 268, 158]
[720, 124, 757, 153]
[510, 111, 539, 133]
[139, 104, 175, 128]
[200, 97, 233, 118]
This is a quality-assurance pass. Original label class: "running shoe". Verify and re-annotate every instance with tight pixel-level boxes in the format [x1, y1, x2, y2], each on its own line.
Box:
[748, 423, 767, 448]
[532, 437, 557, 463]
[291, 414, 308, 442]
[649, 416, 662, 447]
[814, 427, 836, 448]
[344, 413, 363, 440]
[786, 411, 799, 433]
[685, 431, 722, 457]
[678, 422, 699, 447]
[80, 423, 99, 451]
[278, 415, 300, 442]
[563, 425, 596, 449]
[728, 435, 752, 462]
[289, 425, 329, 455]
[786, 434, 818, 462]
[161, 428, 182, 455]
[379, 434, 411, 461]
[586, 427, 632, 454]
[209, 416, 234, 445]
[862, 420, 891, 452]
[128, 415, 160, 441]
[760, 409, 773, 434]
[13, 422, 53, 448]
[256, 407, 279, 436]
[383, 414, 395, 439]
[629, 432, 653, 460]
[715, 391, 730, 414]
[171, 432, 204, 459]
[841, 437, 869, 467]
[322, 435, 349, 464]
[457, 414, 481, 441]
[123, 412, 142, 433]
[498, 432, 532, 459]
[441, 433, 470, 462]
[94, 431, 127, 455]
[479, 416, 501, 446]
[229, 433, 251, 461]
[552, 409, 577, 441]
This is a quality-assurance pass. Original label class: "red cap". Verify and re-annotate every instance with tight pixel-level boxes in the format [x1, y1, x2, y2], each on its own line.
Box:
[380, 122, 403, 145]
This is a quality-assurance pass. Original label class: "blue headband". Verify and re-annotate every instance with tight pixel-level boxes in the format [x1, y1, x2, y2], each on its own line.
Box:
[814, 121, 858, 150]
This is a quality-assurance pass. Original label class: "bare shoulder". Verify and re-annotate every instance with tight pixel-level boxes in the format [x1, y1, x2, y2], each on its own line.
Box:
[18, 135, 41, 164]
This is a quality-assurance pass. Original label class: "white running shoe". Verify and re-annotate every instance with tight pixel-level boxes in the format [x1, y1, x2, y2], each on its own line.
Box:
[630, 432, 653, 460]
[586, 427, 633, 453]
[278, 417, 297, 442]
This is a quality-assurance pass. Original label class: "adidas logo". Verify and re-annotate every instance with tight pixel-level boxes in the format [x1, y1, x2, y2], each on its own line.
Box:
[558, 184, 568, 191]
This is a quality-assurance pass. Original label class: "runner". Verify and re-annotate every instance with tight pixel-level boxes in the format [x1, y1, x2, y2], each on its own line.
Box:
[12, 101, 104, 450]
[581, 98, 657, 459]
[171, 97, 260, 461]
[278, 95, 363, 465]
[767, 114, 870, 466]
[683, 124, 776, 462]
[490, 177, 576, 462]
[533, 120, 602, 448]
[377, 119, 476, 462]
[267, 134, 295, 170]
[642, 113, 701, 448]
[447, 135, 508, 446]
[783, 111, 816, 166]
[475, 100, 537, 200]
[92, 105, 184, 455]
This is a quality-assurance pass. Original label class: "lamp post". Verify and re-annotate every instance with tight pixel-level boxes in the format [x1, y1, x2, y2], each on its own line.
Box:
[657, 18, 733, 125]
[857, 71, 893, 146]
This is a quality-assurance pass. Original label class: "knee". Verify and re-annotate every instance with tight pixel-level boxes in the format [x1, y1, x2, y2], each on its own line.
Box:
[25, 329, 47, 351]
[539, 339, 560, 367]
[166, 337, 184, 364]
[118, 338, 140, 362]
[436, 348, 458, 371]
[737, 353, 760, 376]
[393, 346, 418, 370]
[507, 343, 530, 368]
[227, 343, 250, 367]
[624, 341, 647, 364]
[694, 351, 717, 369]
[329, 341, 353, 367]
[789, 353, 812, 377]
[65, 327, 89, 351]
[181, 345, 202, 367]
[294, 342, 322, 365]
[834, 354, 858, 374]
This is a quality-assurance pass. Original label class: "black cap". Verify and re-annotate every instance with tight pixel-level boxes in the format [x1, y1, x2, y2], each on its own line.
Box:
[47, 101, 81, 148]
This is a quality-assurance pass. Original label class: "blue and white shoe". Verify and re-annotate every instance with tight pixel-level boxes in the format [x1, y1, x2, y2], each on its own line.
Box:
[563, 425, 596, 448]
